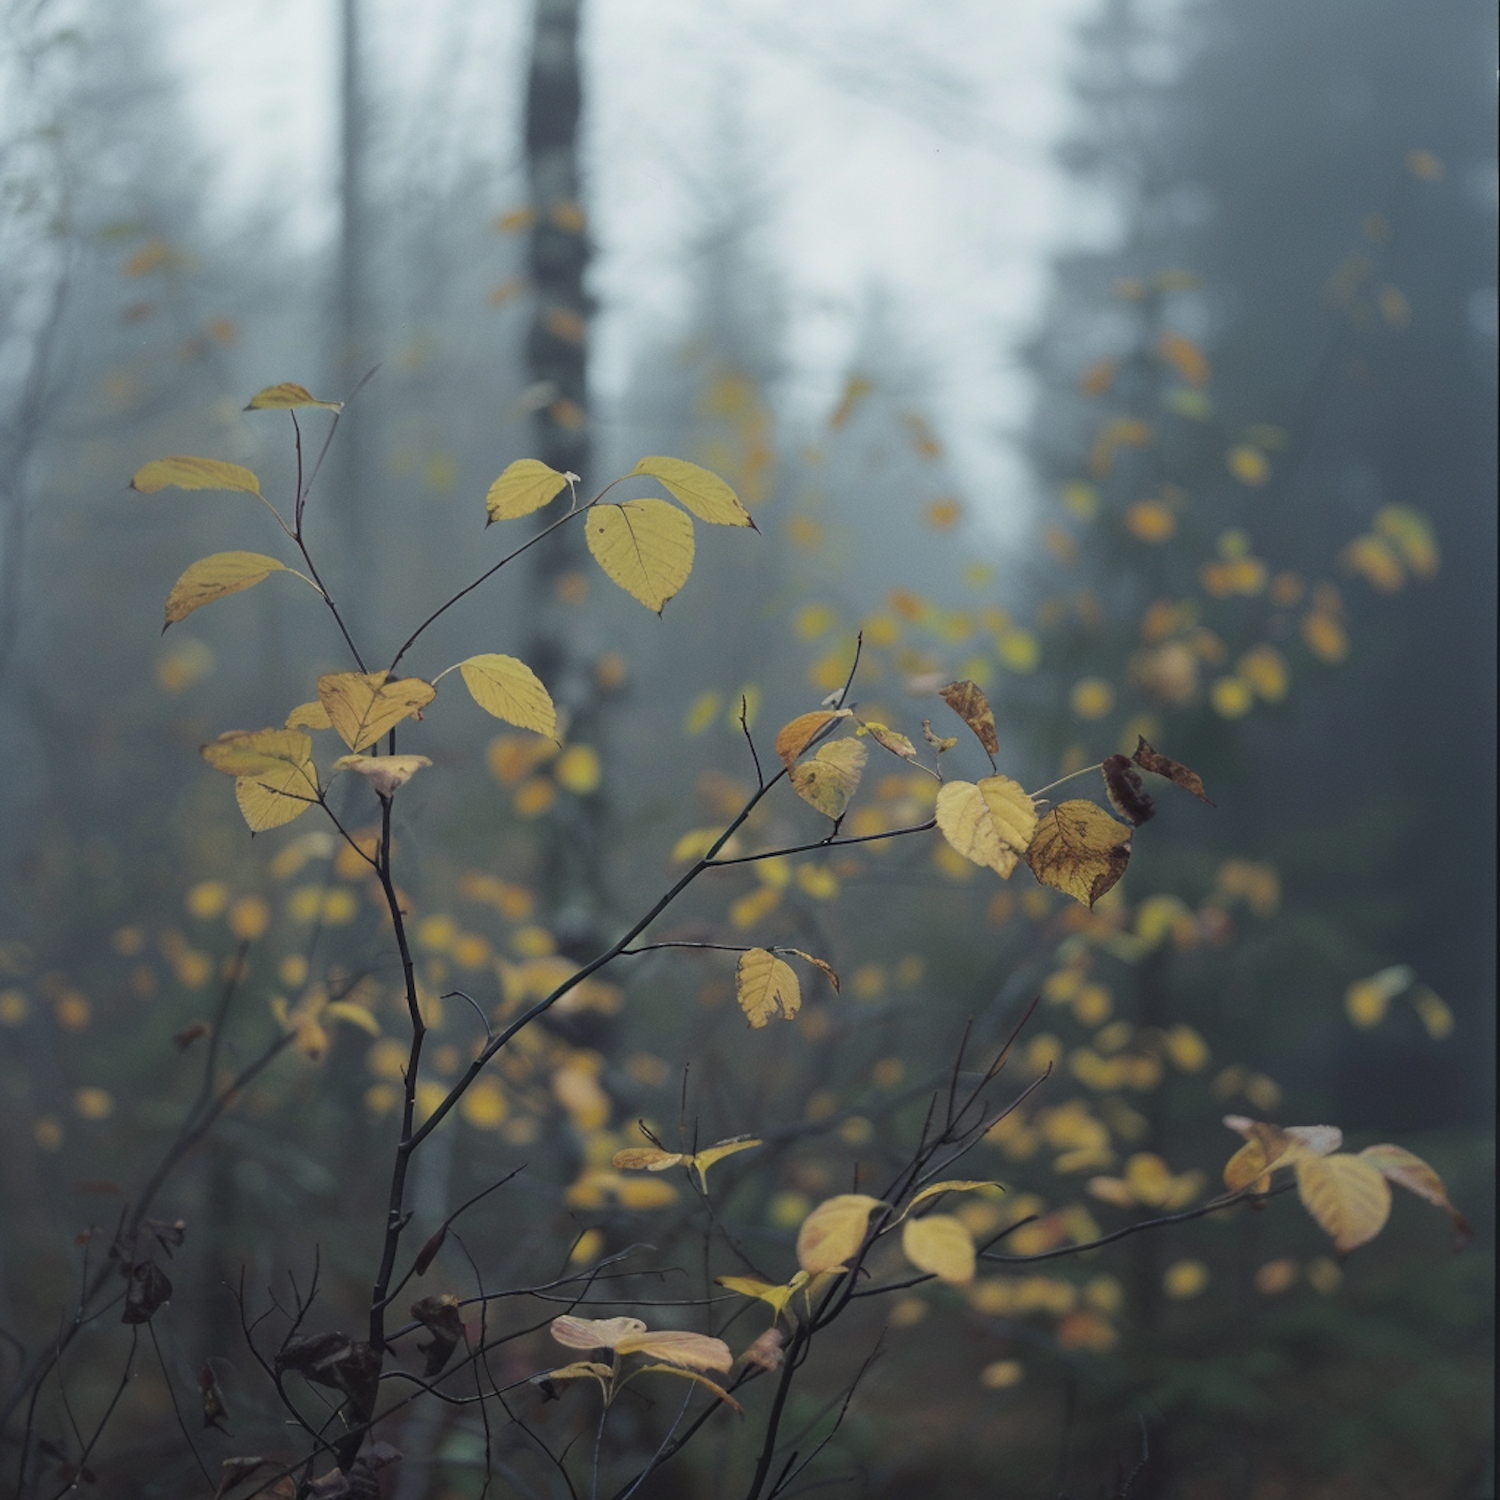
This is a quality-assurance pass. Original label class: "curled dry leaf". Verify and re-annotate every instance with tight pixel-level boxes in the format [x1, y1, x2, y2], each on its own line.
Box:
[1101, 754, 1155, 826]
[902, 1213, 976, 1285]
[334, 754, 431, 796]
[775, 709, 852, 769]
[790, 737, 867, 820]
[1132, 737, 1215, 805]
[796, 1193, 885, 1275]
[1024, 799, 1132, 907]
[735, 949, 801, 1028]
[862, 721, 918, 759]
[740, 1328, 786, 1371]
[921, 719, 959, 753]
[779, 947, 840, 993]
[485, 458, 570, 522]
[612, 1147, 684, 1172]
[939, 679, 1000, 756]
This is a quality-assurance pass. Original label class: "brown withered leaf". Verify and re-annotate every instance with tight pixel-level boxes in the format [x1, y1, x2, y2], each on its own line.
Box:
[939, 680, 1000, 756]
[1131, 737, 1215, 805]
[215, 1457, 270, 1500]
[921, 719, 958, 752]
[412, 1223, 448, 1276]
[174, 1021, 210, 1050]
[1024, 799, 1133, 907]
[411, 1294, 465, 1376]
[122, 1260, 172, 1324]
[199, 1365, 229, 1431]
[740, 1327, 785, 1371]
[1101, 754, 1155, 826]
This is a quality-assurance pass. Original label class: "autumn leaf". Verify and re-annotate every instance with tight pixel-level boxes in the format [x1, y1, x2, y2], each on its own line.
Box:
[1222, 1118, 1343, 1192]
[334, 754, 432, 796]
[550, 1315, 647, 1351]
[285, 700, 331, 731]
[1296, 1153, 1391, 1253]
[936, 777, 1037, 878]
[921, 720, 958, 753]
[905, 1180, 1003, 1214]
[1024, 799, 1132, 907]
[790, 738, 867, 819]
[317, 672, 436, 752]
[632, 456, 753, 527]
[244, 382, 342, 411]
[779, 948, 840, 993]
[740, 1328, 785, 1371]
[796, 1194, 885, 1275]
[586, 498, 694, 612]
[902, 1214, 976, 1285]
[130, 456, 261, 496]
[861, 722, 918, 760]
[688, 1137, 762, 1189]
[627, 1364, 744, 1414]
[736, 949, 801, 1028]
[485, 459, 571, 522]
[614, 1328, 733, 1373]
[202, 729, 320, 832]
[1358, 1143, 1473, 1247]
[716, 1274, 805, 1321]
[612, 1148, 683, 1172]
[455, 654, 557, 738]
[1101, 754, 1155, 826]
[939, 680, 999, 757]
[1132, 737, 1215, 805]
[163, 552, 287, 628]
[775, 709, 852, 769]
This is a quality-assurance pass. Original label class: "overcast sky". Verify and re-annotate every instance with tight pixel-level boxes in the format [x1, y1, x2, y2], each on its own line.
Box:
[157, 0, 1114, 535]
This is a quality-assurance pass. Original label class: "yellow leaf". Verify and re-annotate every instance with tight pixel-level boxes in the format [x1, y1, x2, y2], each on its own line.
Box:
[285, 699, 331, 731]
[236, 760, 320, 832]
[614, 1329, 733, 1373]
[1344, 964, 1414, 1028]
[202, 728, 314, 778]
[689, 1136, 761, 1189]
[632, 455, 753, 527]
[797, 1194, 885, 1275]
[318, 672, 436, 752]
[485, 459, 570, 522]
[457, 654, 556, 738]
[612, 1147, 684, 1171]
[586, 498, 695, 612]
[244, 382, 342, 411]
[906, 1180, 1002, 1214]
[1357, 1143, 1472, 1247]
[1227, 445, 1270, 486]
[736, 949, 801, 1028]
[627, 1364, 744, 1413]
[130, 456, 261, 496]
[775, 709, 852, 769]
[163, 552, 286, 627]
[790, 738, 867, 820]
[1295, 1153, 1391, 1253]
[551, 1315, 647, 1351]
[902, 1214, 976, 1284]
[716, 1274, 803, 1321]
[1025, 800, 1132, 907]
[936, 777, 1037, 878]
[555, 744, 601, 795]
[939, 680, 1000, 756]
[1222, 1117, 1342, 1191]
[333, 753, 431, 796]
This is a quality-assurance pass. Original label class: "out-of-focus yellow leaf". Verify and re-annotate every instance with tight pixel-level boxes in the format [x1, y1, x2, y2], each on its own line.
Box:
[939, 680, 999, 755]
[163, 552, 286, 627]
[1344, 964, 1414, 1028]
[1410, 985, 1453, 1040]
[735, 949, 801, 1028]
[632, 456, 753, 527]
[334, 753, 431, 796]
[244, 382, 342, 411]
[1227, 445, 1270, 485]
[1156, 331, 1210, 388]
[1358, 1143, 1472, 1247]
[796, 1193, 885, 1275]
[586, 498, 694, 612]
[775, 709, 852, 768]
[485, 459, 570, 522]
[1024, 800, 1132, 907]
[318, 672, 436, 752]
[130, 456, 261, 496]
[902, 1214, 975, 1284]
[790, 738, 867, 820]
[456, 654, 556, 738]
[1295, 1153, 1391, 1253]
[325, 1000, 379, 1035]
[1373, 505, 1439, 578]
[936, 778, 1036, 878]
